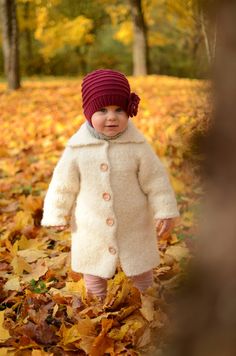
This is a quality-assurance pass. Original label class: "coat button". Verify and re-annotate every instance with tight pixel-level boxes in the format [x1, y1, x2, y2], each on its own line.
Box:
[103, 192, 111, 201]
[108, 246, 117, 255]
[106, 218, 114, 226]
[100, 163, 108, 171]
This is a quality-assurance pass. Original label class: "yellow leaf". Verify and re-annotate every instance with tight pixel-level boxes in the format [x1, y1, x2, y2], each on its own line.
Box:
[108, 323, 130, 341]
[170, 233, 179, 245]
[17, 248, 47, 263]
[22, 259, 48, 282]
[183, 210, 194, 227]
[76, 335, 95, 355]
[12, 240, 19, 255]
[113, 312, 147, 345]
[31, 350, 50, 356]
[18, 235, 35, 250]
[179, 115, 189, 125]
[0, 348, 15, 356]
[47, 252, 68, 270]
[116, 305, 138, 321]
[76, 318, 96, 336]
[12, 255, 32, 275]
[62, 279, 87, 303]
[19, 195, 42, 213]
[4, 276, 21, 291]
[165, 245, 190, 262]
[90, 319, 114, 356]
[170, 176, 186, 194]
[0, 311, 11, 341]
[59, 322, 81, 345]
[173, 157, 182, 166]
[183, 210, 193, 220]
[52, 304, 59, 317]
[13, 211, 34, 230]
[165, 124, 177, 139]
[140, 294, 155, 322]
[57, 318, 96, 345]
[66, 305, 74, 318]
[105, 271, 131, 309]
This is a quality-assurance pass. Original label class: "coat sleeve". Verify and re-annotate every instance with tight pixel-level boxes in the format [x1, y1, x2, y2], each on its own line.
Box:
[137, 142, 180, 220]
[41, 146, 80, 227]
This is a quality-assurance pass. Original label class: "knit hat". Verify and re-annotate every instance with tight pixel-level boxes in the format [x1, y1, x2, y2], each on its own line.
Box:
[81, 69, 140, 126]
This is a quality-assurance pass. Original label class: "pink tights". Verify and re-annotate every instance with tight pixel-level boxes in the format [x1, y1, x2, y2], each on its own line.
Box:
[83, 270, 153, 299]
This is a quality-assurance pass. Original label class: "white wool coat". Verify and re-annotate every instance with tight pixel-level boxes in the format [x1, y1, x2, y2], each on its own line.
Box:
[41, 121, 180, 278]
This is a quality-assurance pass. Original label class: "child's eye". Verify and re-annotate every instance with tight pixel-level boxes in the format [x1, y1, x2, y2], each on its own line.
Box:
[116, 107, 124, 112]
[99, 108, 107, 113]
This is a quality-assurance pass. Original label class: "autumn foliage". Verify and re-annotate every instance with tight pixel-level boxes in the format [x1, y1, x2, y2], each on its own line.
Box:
[0, 76, 208, 355]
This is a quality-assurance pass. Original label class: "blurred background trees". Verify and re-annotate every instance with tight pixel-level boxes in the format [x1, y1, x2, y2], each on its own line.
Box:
[0, 0, 213, 87]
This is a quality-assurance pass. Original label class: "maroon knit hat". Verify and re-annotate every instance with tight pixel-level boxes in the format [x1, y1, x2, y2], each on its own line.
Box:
[81, 69, 140, 126]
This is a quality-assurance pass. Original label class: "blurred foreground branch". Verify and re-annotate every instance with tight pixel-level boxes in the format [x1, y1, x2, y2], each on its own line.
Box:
[162, 1, 236, 355]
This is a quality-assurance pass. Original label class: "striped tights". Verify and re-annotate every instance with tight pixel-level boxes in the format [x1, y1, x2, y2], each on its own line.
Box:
[83, 269, 153, 299]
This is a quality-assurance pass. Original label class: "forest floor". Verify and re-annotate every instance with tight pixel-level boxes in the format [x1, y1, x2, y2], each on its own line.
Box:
[0, 75, 209, 355]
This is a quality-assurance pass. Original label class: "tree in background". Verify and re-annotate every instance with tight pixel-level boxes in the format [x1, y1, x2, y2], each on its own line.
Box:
[15, 0, 113, 75]
[129, 0, 148, 75]
[34, 0, 94, 73]
[0, 0, 211, 80]
[191, 0, 217, 65]
[0, 0, 20, 89]
[108, 0, 210, 77]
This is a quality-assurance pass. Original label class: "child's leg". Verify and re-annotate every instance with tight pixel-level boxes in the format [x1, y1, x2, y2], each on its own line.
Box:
[129, 269, 154, 292]
[83, 273, 107, 299]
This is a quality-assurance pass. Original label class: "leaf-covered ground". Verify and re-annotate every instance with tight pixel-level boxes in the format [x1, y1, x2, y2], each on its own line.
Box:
[0, 76, 209, 355]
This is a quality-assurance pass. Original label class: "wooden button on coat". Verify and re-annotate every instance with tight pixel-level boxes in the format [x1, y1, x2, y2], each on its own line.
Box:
[100, 163, 108, 171]
[108, 246, 116, 255]
[103, 192, 111, 201]
[106, 218, 114, 226]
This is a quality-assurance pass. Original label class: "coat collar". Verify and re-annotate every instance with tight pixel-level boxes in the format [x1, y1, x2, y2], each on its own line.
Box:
[67, 120, 145, 147]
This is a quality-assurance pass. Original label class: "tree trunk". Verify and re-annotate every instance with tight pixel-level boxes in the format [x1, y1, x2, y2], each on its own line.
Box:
[129, 0, 148, 76]
[164, 2, 236, 356]
[23, 1, 33, 75]
[0, 0, 21, 90]
[200, 8, 212, 65]
[198, 2, 218, 67]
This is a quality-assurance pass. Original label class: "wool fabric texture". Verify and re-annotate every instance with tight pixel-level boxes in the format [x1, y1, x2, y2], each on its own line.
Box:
[81, 69, 140, 126]
[41, 120, 180, 278]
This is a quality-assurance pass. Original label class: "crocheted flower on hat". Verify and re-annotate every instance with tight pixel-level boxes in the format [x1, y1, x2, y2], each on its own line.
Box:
[127, 92, 140, 117]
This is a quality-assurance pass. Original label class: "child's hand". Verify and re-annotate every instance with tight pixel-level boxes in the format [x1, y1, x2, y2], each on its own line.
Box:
[155, 218, 175, 238]
[49, 225, 69, 231]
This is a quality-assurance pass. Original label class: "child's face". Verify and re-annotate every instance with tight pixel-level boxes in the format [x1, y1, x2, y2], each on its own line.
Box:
[91, 105, 129, 136]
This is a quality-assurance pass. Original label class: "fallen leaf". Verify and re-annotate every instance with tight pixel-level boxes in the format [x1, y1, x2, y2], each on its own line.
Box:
[22, 259, 48, 282]
[140, 294, 155, 322]
[165, 245, 190, 262]
[12, 255, 32, 274]
[3, 276, 21, 291]
[90, 318, 114, 356]
[0, 311, 11, 341]
[17, 249, 47, 263]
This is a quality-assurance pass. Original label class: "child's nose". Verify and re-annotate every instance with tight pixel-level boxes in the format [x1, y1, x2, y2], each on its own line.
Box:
[107, 110, 117, 120]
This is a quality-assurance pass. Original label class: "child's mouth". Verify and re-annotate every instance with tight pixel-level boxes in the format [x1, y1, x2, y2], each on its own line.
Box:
[105, 125, 118, 127]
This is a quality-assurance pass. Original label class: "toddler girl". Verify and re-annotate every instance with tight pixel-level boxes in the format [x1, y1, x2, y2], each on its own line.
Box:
[41, 69, 180, 300]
